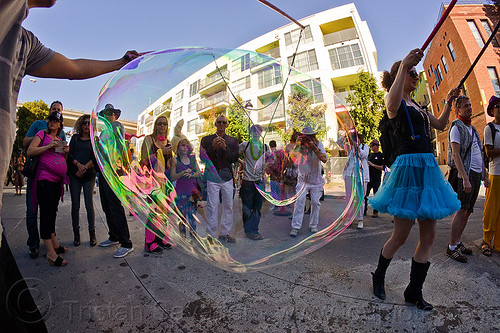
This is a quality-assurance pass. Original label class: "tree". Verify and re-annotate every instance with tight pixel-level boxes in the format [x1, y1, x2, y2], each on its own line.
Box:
[278, 89, 328, 143]
[14, 100, 49, 153]
[346, 71, 385, 144]
[226, 97, 249, 143]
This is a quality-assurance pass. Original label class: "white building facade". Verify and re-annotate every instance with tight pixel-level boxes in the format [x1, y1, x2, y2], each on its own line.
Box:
[136, 3, 379, 152]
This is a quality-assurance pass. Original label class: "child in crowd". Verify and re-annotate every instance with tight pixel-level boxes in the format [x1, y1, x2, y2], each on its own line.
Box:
[170, 138, 202, 233]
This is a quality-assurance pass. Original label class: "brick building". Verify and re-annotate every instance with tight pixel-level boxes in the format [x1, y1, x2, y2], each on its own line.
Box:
[423, 2, 499, 165]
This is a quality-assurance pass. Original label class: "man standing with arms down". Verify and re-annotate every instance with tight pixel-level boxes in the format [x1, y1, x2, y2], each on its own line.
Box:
[446, 92, 489, 263]
[200, 115, 239, 242]
[0, 1, 139, 330]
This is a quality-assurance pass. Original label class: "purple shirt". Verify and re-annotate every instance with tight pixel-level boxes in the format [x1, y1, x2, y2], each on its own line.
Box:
[36, 130, 67, 182]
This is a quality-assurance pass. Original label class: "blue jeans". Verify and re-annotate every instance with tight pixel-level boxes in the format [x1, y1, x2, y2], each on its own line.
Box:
[25, 177, 39, 250]
[240, 180, 263, 236]
[69, 174, 96, 234]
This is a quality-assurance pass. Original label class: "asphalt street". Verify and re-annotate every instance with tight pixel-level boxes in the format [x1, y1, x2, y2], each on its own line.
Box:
[1, 184, 499, 332]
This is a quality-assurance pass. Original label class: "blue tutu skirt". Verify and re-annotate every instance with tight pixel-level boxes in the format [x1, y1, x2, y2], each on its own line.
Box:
[368, 153, 460, 220]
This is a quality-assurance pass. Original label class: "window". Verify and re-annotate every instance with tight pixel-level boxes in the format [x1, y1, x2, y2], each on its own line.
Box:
[441, 56, 448, 73]
[232, 76, 251, 94]
[175, 90, 184, 104]
[257, 65, 282, 89]
[488, 67, 500, 96]
[240, 53, 250, 71]
[329, 43, 364, 70]
[288, 49, 318, 73]
[284, 25, 313, 46]
[174, 106, 182, 118]
[190, 80, 199, 97]
[432, 85, 435, 93]
[291, 78, 323, 103]
[436, 64, 443, 83]
[187, 119, 197, 133]
[467, 20, 485, 48]
[188, 99, 198, 113]
[481, 20, 500, 47]
[447, 42, 456, 61]
[436, 103, 440, 113]
[429, 64, 433, 74]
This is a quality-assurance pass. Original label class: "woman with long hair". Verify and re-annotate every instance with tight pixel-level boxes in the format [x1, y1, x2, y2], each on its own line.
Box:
[369, 49, 460, 310]
[141, 116, 173, 253]
[68, 114, 97, 247]
[27, 111, 69, 266]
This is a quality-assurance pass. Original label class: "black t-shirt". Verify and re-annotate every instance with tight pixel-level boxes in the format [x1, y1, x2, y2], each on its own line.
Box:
[368, 151, 384, 182]
[393, 100, 433, 155]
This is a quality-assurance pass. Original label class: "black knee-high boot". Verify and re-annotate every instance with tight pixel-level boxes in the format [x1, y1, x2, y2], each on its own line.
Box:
[404, 258, 433, 311]
[372, 250, 392, 300]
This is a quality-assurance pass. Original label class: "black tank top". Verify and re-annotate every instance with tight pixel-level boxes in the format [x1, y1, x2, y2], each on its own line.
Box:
[393, 100, 433, 155]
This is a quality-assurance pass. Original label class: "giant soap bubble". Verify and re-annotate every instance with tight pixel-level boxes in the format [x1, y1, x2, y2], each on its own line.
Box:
[91, 47, 363, 272]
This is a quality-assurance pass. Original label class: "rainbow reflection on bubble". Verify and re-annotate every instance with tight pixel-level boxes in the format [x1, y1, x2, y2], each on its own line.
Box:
[91, 47, 363, 272]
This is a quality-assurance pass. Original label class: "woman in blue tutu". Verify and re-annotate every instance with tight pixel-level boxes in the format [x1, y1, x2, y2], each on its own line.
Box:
[369, 48, 460, 310]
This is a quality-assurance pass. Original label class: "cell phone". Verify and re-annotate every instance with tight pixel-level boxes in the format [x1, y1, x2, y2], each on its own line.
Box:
[55, 140, 65, 153]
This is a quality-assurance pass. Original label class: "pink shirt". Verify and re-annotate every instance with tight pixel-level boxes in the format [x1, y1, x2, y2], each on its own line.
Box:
[36, 130, 67, 182]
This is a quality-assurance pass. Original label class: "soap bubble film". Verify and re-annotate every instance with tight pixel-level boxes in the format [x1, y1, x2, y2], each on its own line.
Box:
[91, 47, 363, 272]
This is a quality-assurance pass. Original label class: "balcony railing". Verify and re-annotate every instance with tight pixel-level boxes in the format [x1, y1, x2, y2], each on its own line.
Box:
[153, 103, 172, 117]
[334, 90, 355, 107]
[199, 70, 230, 91]
[145, 115, 154, 124]
[195, 123, 204, 134]
[258, 103, 285, 122]
[196, 91, 230, 112]
[323, 27, 358, 46]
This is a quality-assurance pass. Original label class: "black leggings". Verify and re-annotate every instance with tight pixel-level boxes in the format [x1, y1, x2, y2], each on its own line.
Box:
[37, 180, 61, 240]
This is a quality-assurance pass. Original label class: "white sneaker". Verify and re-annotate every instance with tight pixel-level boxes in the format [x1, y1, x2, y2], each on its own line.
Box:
[99, 239, 119, 247]
[357, 221, 364, 229]
[113, 247, 134, 258]
[290, 228, 299, 237]
[310, 226, 319, 233]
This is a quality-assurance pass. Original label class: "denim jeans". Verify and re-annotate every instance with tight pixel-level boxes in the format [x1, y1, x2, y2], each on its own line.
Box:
[69, 174, 96, 234]
[240, 180, 263, 236]
[25, 177, 39, 250]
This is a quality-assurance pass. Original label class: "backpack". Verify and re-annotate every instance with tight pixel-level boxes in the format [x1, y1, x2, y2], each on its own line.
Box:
[378, 111, 399, 167]
[483, 122, 498, 171]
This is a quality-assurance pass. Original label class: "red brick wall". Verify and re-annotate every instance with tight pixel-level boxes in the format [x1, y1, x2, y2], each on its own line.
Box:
[423, 5, 499, 165]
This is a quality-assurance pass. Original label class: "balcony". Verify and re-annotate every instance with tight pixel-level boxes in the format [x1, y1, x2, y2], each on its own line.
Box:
[258, 103, 285, 122]
[195, 123, 204, 134]
[154, 103, 172, 117]
[145, 114, 154, 124]
[323, 27, 358, 47]
[334, 90, 354, 107]
[198, 70, 230, 95]
[196, 91, 230, 114]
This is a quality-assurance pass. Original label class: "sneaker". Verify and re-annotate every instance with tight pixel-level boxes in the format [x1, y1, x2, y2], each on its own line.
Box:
[113, 247, 134, 258]
[29, 247, 39, 259]
[99, 239, 119, 247]
[446, 247, 467, 263]
[357, 221, 364, 229]
[310, 226, 319, 233]
[457, 242, 473, 255]
[290, 228, 299, 237]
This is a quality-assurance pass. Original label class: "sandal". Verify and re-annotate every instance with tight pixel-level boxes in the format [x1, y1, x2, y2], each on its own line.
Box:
[48, 256, 68, 266]
[481, 242, 493, 257]
[55, 245, 67, 254]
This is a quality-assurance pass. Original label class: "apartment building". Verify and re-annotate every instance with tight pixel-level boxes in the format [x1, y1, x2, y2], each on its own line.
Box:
[136, 3, 379, 151]
[423, 2, 499, 164]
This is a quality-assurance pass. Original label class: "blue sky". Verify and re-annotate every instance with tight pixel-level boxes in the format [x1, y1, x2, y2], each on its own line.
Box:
[18, 0, 448, 115]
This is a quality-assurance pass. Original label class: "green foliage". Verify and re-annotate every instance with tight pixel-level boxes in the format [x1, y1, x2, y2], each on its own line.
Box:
[346, 71, 385, 144]
[14, 100, 49, 153]
[226, 97, 249, 143]
[279, 89, 328, 143]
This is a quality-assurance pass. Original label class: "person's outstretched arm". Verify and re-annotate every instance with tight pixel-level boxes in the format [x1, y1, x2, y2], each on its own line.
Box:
[29, 51, 139, 80]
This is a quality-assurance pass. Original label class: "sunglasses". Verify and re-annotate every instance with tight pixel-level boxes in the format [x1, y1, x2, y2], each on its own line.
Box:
[157, 122, 167, 126]
[370, 144, 379, 146]
[48, 118, 60, 123]
[83, 121, 90, 125]
[407, 70, 418, 79]
[216, 121, 228, 124]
